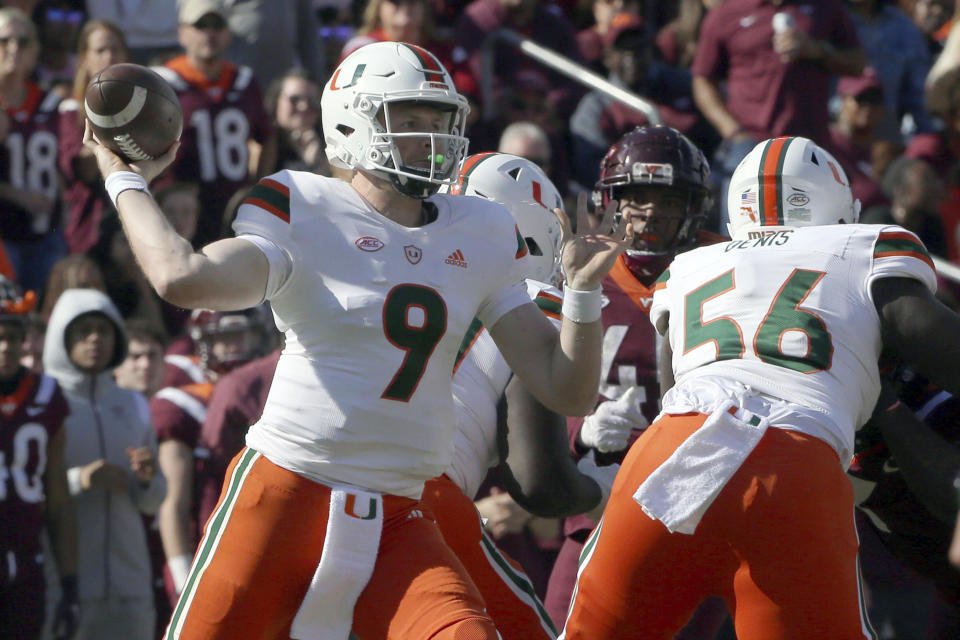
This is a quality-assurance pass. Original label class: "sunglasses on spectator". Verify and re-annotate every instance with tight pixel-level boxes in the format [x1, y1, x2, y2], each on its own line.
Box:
[0, 35, 33, 47]
[193, 15, 228, 31]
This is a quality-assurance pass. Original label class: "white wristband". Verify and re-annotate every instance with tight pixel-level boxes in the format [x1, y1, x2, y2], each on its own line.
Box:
[562, 284, 602, 323]
[167, 554, 192, 594]
[105, 171, 149, 208]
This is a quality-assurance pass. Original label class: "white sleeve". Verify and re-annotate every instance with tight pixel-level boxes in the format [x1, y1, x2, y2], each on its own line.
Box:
[236, 234, 293, 301]
[866, 226, 938, 300]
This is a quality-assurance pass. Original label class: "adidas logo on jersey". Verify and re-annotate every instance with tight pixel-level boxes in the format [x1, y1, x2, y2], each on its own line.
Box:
[445, 249, 467, 268]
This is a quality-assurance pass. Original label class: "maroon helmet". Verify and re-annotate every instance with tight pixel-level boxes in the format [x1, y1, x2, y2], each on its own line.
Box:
[186, 305, 273, 372]
[594, 125, 711, 282]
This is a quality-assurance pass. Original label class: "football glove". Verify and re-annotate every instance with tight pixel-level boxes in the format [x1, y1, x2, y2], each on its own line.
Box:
[579, 386, 648, 453]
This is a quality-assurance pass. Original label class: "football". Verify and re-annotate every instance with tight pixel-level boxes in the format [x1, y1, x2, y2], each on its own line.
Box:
[85, 63, 183, 163]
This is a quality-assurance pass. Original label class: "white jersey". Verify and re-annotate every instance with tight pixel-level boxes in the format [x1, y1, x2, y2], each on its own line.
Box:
[447, 280, 563, 499]
[650, 224, 937, 462]
[233, 171, 531, 498]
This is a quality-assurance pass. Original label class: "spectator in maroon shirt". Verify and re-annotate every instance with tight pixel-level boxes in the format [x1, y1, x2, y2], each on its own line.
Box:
[58, 19, 129, 256]
[828, 69, 888, 212]
[692, 0, 866, 229]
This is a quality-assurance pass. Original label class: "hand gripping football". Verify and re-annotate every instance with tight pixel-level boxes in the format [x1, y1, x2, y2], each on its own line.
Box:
[85, 63, 183, 163]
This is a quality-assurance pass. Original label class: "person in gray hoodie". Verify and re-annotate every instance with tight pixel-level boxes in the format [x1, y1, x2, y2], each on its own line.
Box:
[43, 288, 166, 640]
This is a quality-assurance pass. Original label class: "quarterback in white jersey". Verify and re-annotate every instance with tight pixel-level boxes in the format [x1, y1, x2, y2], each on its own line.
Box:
[84, 41, 632, 640]
[562, 136, 960, 640]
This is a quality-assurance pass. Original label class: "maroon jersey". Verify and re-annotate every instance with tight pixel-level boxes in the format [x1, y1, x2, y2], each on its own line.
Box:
[150, 381, 214, 543]
[196, 349, 279, 526]
[0, 372, 69, 581]
[563, 254, 660, 540]
[0, 82, 62, 242]
[154, 57, 273, 247]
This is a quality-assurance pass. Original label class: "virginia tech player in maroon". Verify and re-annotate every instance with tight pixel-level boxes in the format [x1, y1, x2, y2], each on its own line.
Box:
[152, 309, 272, 603]
[0, 276, 77, 640]
[195, 348, 280, 528]
[544, 126, 729, 636]
[153, 30, 273, 248]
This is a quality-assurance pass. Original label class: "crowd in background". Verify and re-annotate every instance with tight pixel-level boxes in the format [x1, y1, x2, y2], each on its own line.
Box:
[4, 0, 960, 638]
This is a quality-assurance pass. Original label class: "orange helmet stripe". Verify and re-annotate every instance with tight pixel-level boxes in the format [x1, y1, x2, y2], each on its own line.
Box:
[757, 136, 793, 227]
[451, 152, 496, 194]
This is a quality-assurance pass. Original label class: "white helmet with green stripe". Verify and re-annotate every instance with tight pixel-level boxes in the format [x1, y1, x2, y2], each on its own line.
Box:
[445, 152, 564, 285]
[726, 136, 861, 239]
[321, 41, 470, 198]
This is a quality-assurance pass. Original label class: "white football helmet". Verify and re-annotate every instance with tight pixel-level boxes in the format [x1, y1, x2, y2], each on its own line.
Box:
[446, 152, 564, 285]
[321, 41, 470, 198]
[726, 136, 861, 239]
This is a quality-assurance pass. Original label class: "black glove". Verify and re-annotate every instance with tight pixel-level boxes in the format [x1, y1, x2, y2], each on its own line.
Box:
[52, 575, 79, 640]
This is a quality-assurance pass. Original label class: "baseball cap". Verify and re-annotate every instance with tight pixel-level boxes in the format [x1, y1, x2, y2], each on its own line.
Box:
[837, 69, 884, 104]
[603, 13, 644, 50]
[179, 0, 228, 25]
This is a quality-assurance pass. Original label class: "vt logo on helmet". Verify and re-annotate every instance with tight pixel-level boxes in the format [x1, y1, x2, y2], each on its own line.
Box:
[726, 136, 861, 239]
[321, 42, 470, 199]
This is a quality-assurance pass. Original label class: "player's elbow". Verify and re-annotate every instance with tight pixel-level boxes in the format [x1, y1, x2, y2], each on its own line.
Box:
[552, 388, 598, 418]
[511, 462, 590, 518]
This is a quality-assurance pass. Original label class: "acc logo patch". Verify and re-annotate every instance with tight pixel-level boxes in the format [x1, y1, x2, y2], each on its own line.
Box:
[786, 192, 810, 207]
[355, 236, 384, 252]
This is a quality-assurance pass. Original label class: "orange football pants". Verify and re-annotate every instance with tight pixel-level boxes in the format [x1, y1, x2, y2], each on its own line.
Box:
[164, 448, 498, 640]
[562, 413, 876, 640]
[423, 474, 558, 639]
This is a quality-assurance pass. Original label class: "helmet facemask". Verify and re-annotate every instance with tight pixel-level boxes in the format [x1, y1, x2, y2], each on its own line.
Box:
[593, 126, 712, 281]
[371, 99, 468, 198]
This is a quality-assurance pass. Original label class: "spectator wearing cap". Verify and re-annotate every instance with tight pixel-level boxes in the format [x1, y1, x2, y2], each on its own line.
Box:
[569, 13, 714, 190]
[576, 0, 641, 74]
[152, 0, 275, 248]
[692, 0, 866, 230]
[827, 70, 888, 212]
[452, 0, 586, 123]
